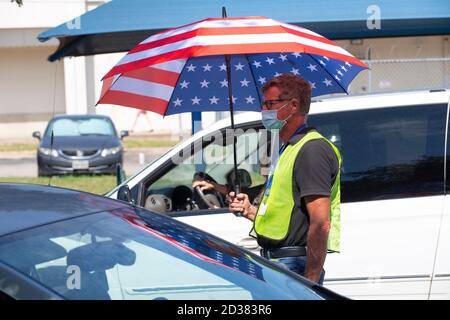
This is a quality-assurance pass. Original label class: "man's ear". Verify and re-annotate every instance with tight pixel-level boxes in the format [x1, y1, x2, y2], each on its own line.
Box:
[290, 98, 301, 114]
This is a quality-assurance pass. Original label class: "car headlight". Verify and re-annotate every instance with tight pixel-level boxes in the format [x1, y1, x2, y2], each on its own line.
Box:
[101, 146, 122, 157]
[38, 147, 58, 157]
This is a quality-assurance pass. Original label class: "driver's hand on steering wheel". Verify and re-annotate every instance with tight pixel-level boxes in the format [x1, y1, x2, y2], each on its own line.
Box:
[192, 179, 215, 192]
[192, 178, 228, 195]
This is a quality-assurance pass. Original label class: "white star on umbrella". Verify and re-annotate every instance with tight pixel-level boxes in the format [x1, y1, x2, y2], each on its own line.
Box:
[265, 57, 275, 65]
[200, 79, 210, 88]
[240, 78, 250, 87]
[279, 54, 288, 62]
[179, 80, 190, 89]
[209, 96, 219, 104]
[292, 52, 302, 58]
[322, 56, 330, 61]
[220, 79, 228, 87]
[219, 63, 227, 71]
[235, 62, 244, 71]
[337, 70, 344, 76]
[202, 64, 212, 72]
[323, 78, 333, 86]
[291, 67, 300, 76]
[319, 60, 326, 66]
[257, 76, 266, 85]
[186, 64, 196, 72]
[227, 96, 238, 104]
[191, 96, 201, 105]
[274, 72, 282, 77]
[340, 65, 348, 72]
[173, 98, 183, 107]
[245, 95, 255, 104]
[309, 82, 316, 89]
[334, 75, 341, 81]
[252, 60, 262, 68]
[307, 64, 318, 72]
[345, 62, 352, 67]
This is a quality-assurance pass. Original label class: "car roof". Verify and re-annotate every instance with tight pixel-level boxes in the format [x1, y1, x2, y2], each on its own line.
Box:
[50, 114, 112, 120]
[0, 183, 127, 237]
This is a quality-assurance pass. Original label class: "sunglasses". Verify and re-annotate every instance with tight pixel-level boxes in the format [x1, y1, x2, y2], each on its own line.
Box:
[262, 99, 291, 109]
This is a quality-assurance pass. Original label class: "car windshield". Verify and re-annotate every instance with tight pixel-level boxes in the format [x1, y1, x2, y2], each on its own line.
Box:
[0, 209, 321, 300]
[45, 118, 115, 137]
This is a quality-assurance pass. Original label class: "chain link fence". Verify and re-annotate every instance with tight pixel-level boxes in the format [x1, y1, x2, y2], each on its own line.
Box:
[348, 57, 450, 94]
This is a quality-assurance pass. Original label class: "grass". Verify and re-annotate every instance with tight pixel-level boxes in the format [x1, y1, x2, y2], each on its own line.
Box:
[123, 139, 178, 149]
[0, 175, 118, 195]
[0, 139, 178, 152]
[0, 143, 37, 152]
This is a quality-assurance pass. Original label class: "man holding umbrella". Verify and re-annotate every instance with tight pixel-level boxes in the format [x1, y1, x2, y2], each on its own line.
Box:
[228, 73, 341, 285]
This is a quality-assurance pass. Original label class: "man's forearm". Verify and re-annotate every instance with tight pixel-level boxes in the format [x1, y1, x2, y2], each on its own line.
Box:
[305, 223, 329, 282]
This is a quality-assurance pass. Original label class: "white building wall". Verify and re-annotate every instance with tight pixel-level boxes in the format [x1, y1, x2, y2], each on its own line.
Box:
[0, 0, 99, 140]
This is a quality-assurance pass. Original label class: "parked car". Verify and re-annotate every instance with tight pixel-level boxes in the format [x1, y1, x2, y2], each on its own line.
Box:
[32, 114, 128, 176]
[0, 183, 344, 300]
[107, 89, 450, 299]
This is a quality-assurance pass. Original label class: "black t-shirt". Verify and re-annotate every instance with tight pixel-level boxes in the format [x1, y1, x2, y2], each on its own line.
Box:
[257, 127, 339, 249]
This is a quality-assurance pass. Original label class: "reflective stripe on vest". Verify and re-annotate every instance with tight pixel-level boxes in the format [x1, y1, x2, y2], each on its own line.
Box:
[254, 131, 342, 252]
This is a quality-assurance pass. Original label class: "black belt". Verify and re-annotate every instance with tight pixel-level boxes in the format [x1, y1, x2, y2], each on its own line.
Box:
[260, 246, 307, 259]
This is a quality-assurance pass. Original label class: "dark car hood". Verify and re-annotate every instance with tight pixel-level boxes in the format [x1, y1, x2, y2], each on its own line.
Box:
[0, 183, 347, 300]
[40, 135, 120, 150]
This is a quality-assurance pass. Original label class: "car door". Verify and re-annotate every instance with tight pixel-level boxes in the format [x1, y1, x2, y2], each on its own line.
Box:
[310, 102, 447, 299]
[136, 123, 273, 254]
[429, 96, 450, 300]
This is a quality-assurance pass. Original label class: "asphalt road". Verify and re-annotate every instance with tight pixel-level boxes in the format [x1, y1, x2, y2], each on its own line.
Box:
[0, 149, 168, 178]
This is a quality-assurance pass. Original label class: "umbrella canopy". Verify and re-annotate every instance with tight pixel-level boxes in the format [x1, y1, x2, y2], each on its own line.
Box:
[97, 15, 367, 193]
[98, 16, 367, 115]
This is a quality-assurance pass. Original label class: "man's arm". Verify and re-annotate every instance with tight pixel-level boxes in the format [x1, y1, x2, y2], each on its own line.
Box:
[304, 195, 331, 283]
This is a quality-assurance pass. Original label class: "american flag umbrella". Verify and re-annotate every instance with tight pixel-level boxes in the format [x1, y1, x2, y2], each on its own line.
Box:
[97, 15, 367, 192]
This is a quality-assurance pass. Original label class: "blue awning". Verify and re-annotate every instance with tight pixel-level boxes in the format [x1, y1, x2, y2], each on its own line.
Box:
[39, 0, 450, 61]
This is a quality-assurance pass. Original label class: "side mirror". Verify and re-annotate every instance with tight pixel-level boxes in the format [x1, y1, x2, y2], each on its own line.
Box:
[117, 184, 132, 204]
[32, 131, 41, 140]
[120, 130, 129, 140]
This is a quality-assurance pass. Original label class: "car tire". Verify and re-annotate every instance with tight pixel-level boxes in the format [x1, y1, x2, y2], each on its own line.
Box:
[38, 167, 49, 177]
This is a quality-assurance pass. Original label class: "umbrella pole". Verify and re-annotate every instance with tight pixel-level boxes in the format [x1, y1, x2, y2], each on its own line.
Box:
[223, 6, 240, 194]
[225, 54, 240, 195]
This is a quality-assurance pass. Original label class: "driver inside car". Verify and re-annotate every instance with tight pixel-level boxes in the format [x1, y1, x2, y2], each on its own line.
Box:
[192, 169, 267, 207]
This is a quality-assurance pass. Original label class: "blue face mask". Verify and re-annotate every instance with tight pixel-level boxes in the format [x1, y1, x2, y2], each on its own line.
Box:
[261, 101, 292, 130]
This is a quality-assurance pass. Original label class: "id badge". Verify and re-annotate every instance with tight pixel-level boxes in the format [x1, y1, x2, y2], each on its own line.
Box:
[259, 203, 268, 216]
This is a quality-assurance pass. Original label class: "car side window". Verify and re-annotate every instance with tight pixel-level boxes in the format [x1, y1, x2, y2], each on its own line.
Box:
[309, 104, 447, 203]
[142, 125, 270, 214]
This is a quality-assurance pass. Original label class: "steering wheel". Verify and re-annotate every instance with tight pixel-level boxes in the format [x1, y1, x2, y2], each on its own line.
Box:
[193, 172, 224, 209]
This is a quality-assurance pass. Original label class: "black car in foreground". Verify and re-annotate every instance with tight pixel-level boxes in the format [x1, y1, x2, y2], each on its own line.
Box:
[0, 183, 346, 300]
[33, 115, 128, 176]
